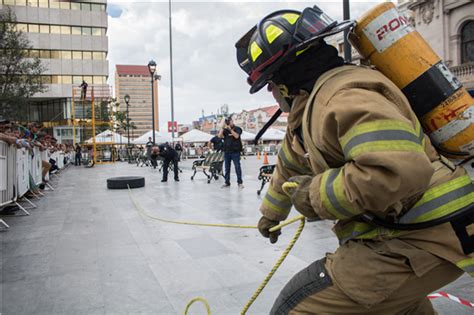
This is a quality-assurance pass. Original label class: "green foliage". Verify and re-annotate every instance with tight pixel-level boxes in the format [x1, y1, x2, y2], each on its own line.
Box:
[0, 8, 46, 120]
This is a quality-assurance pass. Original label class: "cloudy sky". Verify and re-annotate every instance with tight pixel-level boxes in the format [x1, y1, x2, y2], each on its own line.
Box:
[106, 0, 388, 129]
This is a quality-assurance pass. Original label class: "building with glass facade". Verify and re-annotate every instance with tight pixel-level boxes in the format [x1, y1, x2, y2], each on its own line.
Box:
[0, 0, 109, 141]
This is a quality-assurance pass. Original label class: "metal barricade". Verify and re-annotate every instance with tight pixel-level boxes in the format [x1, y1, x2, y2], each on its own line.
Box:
[58, 152, 65, 169]
[31, 147, 42, 186]
[16, 148, 30, 198]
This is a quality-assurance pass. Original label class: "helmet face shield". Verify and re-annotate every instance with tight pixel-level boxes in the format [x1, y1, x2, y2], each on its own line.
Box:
[293, 6, 337, 42]
[235, 25, 256, 76]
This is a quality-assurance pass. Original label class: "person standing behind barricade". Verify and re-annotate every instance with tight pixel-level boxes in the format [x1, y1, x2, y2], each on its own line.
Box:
[146, 137, 153, 165]
[157, 142, 179, 182]
[174, 142, 183, 161]
[218, 117, 244, 189]
[150, 144, 159, 169]
[75, 144, 82, 166]
[209, 135, 224, 152]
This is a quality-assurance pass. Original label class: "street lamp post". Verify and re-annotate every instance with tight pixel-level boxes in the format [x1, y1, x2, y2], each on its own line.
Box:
[124, 94, 131, 163]
[147, 60, 157, 144]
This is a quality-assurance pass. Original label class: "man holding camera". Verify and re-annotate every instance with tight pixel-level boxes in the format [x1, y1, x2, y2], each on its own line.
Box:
[218, 117, 244, 188]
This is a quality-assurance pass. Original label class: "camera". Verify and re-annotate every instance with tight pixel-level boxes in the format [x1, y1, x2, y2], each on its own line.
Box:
[224, 118, 231, 125]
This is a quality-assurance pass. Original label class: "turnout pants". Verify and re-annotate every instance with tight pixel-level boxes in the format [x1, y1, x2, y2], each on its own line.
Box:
[271, 239, 463, 315]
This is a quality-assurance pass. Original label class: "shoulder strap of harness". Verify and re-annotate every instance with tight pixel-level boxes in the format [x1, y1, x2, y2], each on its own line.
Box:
[302, 65, 355, 174]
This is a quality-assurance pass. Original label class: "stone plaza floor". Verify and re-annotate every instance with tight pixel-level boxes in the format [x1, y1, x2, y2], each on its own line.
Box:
[1, 155, 473, 314]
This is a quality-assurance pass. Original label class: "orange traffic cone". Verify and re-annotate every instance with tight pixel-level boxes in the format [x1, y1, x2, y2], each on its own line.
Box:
[256, 150, 260, 160]
[263, 152, 269, 165]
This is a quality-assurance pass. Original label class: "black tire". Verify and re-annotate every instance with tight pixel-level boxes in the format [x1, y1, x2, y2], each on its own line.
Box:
[107, 176, 145, 189]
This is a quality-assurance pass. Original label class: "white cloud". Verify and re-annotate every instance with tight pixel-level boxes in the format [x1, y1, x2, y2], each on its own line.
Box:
[107, 1, 387, 130]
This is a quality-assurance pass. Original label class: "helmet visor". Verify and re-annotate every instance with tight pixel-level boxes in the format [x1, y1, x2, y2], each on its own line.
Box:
[293, 6, 337, 43]
[235, 25, 256, 76]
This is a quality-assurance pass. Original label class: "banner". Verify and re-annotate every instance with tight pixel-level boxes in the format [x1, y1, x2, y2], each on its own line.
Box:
[168, 121, 178, 132]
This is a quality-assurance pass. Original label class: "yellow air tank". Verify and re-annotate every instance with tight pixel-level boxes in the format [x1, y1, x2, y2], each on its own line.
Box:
[349, 2, 474, 158]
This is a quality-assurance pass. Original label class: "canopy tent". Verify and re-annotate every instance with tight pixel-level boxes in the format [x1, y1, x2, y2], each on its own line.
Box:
[260, 128, 286, 141]
[133, 130, 173, 145]
[180, 129, 213, 143]
[85, 130, 128, 144]
[240, 130, 256, 142]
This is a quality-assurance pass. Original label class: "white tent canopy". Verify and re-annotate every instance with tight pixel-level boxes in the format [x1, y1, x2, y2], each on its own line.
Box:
[85, 129, 128, 144]
[180, 129, 213, 143]
[260, 128, 285, 141]
[241, 130, 256, 142]
[133, 130, 173, 145]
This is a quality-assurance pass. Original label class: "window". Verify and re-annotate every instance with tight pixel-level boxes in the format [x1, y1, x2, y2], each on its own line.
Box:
[27, 0, 38, 6]
[3, 0, 15, 5]
[50, 25, 61, 34]
[40, 50, 50, 58]
[38, 0, 47, 7]
[16, 23, 28, 32]
[61, 50, 71, 59]
[27, 24, 39, 33]
[72, 51, 82, 59]
[83, 76, 93, 83]
[461, 21, 474, 64]
[92, 51, 103, 60]
[49, 0, 60, 8]
[81, 27, 91, 36]
[60, 25, 71, 34]
[91, 3, 101, 11]
[62, 75, 72, 84]
[71, 26, 81, 35]
[15, 0, 27, 6]
[93, 76, 104, 84]
[82, 51, 92, 60]
[91, 27, 101, 36]
[70, 2, 80, 10]
[29, 50, 40, 58]
[59, 1, 69, 9]
[41, 76, 52, 84]
[51, 75, 61, 84]
[80, 2, 91, 11]
[51, 50, 60, 59]
[39, 24, 50, 33]
[73, 76, 82, 84]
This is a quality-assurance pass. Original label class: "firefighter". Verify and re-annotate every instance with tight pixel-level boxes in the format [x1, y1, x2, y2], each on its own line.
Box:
[235, 6, 474, 314]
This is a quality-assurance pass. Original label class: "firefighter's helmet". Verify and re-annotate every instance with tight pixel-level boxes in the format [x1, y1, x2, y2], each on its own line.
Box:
[235, 5, 354, 94]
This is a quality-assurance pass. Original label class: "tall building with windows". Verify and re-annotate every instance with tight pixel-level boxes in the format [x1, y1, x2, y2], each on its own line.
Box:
[0, 0, 109, 142]
[115, 65, 158, 139]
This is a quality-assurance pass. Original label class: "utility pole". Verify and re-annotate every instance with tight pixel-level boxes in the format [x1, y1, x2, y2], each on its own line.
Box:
[169, 0, 175, 142]
[343, 0, 352, 62]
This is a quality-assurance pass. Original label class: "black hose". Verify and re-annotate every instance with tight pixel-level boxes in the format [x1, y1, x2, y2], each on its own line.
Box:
[361, 204, 473, 230]
[254, 109, 282, 145]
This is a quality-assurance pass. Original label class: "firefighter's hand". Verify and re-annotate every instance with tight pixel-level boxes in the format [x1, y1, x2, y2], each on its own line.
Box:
[282, 175, 320, 220]
[258, 216, 281, 244]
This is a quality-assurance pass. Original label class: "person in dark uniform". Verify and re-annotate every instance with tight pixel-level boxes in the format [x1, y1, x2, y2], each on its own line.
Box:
[209, 135, 224, 152]
[157, 142, 179, 182]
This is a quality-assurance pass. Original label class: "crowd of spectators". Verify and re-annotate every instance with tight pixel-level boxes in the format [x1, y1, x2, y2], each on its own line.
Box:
[0, 117, 75, 189]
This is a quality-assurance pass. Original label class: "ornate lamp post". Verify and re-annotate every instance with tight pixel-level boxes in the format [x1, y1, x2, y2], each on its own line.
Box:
[124, 94, 131, 163]
[147, 60, 157, 144]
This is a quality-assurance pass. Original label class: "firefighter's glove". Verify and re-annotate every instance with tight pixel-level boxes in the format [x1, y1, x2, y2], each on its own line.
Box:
[258, 216, 281, 244]
[282, 175, 320, 220]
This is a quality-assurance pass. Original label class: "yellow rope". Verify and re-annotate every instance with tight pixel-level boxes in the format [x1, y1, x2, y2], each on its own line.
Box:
[240, 218, 305, 315]
[128, 187, 257, 229]
[127, 187, 306, 315]
[183, 297, 211, 315]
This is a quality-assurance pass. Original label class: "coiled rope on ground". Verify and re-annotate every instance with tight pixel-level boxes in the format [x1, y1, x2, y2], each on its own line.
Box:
[127, 186, 305, 315]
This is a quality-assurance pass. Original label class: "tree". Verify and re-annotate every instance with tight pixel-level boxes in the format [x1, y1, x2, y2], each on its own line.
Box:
[0, 8, 46, 120]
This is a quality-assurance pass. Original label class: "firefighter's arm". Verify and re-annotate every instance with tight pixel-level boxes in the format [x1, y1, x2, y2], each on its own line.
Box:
[259, 136, 304, 222]
[308, 88, 434, 220]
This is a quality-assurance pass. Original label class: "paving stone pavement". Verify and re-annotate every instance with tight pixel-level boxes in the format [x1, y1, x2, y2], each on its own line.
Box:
[0, 155, 472, 314]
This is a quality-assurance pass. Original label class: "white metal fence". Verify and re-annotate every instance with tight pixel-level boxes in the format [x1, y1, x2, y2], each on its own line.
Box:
[0, 140, 73, 228]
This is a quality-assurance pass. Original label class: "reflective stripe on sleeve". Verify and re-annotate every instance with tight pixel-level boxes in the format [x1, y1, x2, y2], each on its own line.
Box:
[340, 120, 424, 159]
[278, 140, 310, 174]
[456, 258, 474, 276]
[320, 168, 360, 219]
[262, 185, 292, 215]
[400, 175, 474, 224]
